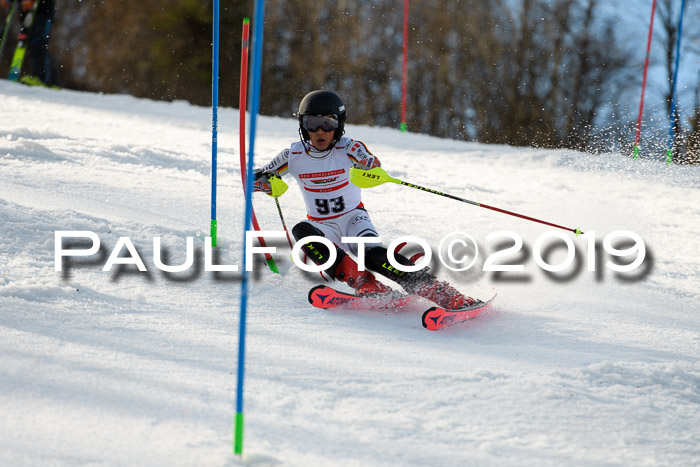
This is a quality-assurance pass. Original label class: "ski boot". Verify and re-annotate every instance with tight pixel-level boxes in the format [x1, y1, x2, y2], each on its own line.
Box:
[334, 254, 395, 297]
[364, 246, 475, 309]
[412, 276, 476, 309]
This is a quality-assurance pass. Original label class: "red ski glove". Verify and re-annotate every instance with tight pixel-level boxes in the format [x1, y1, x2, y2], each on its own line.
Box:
[21, 0, 34, 11]
[253, 174, 273, 195]
[253, 170, 288, 197]
[353, 156, 379, 170]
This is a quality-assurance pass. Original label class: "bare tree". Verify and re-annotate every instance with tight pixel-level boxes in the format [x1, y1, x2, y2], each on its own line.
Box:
[48, 0, 251, 106]
[13, 0, 643, 154]
[654, 0, 700, 163]
[683, 71, 700, 164]
[465, 0, 632, 149]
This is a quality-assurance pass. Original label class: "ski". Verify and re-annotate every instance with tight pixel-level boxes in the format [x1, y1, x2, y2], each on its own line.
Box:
[0, 0, 19, 63]
[308, 284, 420, 310]
[309, 285, 496, 330]
[422, 294, 496, 331]
[7, 0, 39, 82]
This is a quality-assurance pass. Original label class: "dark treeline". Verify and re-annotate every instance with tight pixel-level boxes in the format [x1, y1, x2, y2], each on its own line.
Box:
[261, 0, 637, 151]
[1, 0, 698, 161]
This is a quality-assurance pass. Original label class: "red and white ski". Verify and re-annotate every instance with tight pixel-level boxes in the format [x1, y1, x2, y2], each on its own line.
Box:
[309, 285, 496, 330]
[308, 285, 420, 310]
[421, 294, 496, 331]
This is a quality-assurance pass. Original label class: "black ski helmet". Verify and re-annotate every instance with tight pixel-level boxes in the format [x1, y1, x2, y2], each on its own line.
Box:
[298, 90, 347, 143]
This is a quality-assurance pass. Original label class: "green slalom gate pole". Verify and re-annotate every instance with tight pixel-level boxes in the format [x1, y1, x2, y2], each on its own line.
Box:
[350, 167, 583, 235]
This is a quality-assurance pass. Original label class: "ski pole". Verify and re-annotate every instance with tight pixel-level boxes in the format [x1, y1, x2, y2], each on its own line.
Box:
[350, 167, 583, 235]
[274, 197, 294, 248]
[264, 175, 294, 247]
[264, 174, 293, 247]
[0, 0, 19, 63]
[270, 181, 328, 281]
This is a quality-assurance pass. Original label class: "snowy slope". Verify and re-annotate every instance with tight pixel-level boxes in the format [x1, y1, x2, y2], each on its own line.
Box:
[1, 81, 699, 466]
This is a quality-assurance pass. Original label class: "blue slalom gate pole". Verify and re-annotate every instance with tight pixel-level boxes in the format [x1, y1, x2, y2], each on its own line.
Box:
[210, 0, 220, 245]
[235, 0, 266, 457]
[666, 0, 686, 165]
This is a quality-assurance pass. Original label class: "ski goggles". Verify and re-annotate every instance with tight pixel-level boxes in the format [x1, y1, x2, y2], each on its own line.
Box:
[302, 114, 339, 133]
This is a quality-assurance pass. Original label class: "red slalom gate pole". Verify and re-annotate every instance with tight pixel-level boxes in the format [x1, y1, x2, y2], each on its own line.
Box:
[239, 18, 278, 273]
[633, 0, 657, 159]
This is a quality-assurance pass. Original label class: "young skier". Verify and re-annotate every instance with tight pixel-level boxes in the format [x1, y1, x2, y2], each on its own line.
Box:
[253, 90, 475, 309]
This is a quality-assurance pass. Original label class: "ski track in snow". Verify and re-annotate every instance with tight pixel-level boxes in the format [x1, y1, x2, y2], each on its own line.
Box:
[1, 81, 699, 466]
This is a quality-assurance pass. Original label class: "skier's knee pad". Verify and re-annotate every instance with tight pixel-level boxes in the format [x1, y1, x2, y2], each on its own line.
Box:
[365, 246, 434, 292]
[291, 221, 324, 241]
[292, 221, 346, 273]
[364, 246, 418, 283]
